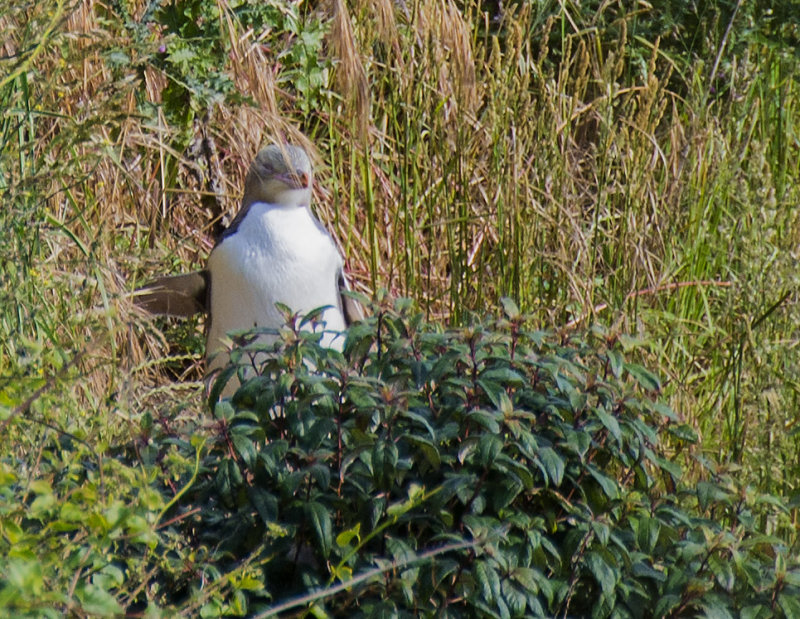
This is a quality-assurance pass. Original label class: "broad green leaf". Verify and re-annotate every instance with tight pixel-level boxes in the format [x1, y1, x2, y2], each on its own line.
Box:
[623, 363, 661, 391]
[754, 493, 790, 512]
[501, 579, 527, 616]
[699, 599, 734, 619]
[586, 551, 617, 597]
[653, 594, 681, 617]
[93, 565, 125, 590]
[530, 566, 556, 603]
[510, 567, 541, 593]
[386, 537, 416, 565]
[668, 423, 699, 442]
[697, 481, 732, 510]
[306, 501, 332, 557]
[29, 493, 56, 519]
[606, 349, 623, 378]
[636, 515, 660, 553]
[481, 368, 526, 388]
[740, 605, 774, 619]
[360, 600, 400, 617]
[595, 407, 622, 443]
[473, 560, 501, 604]
[76, 583, 124, 616]
[782, 569, 800, 587]
[373, 441, 399, 488]
[651, 453, 684, 480]
[476, 381, 514, 415]
[496, 455, 534, 489]
[232, 433, 257, 470]
[709, 555, 735, 592]
[466, 409, 501, 433]
[336, 523, 361, 548]
[247, 486, 278, 526]
[500, 297, 520, 318]
[309, 462, 332, 489]
[477, 434, 503, 468]
[4, 558, 43, 594]
[677, 541, 708, 561]
[53, 504, 83, 530]
[538, 448, 564, 486]
[491, 476, 523, 510]
[631, 561, 666, 582]
[591, 520, 610, 546]
[405, 434, 441, 470]
[29, 480, 52, 494]
[652, 401, 679, 422]
[588, 465, 619, 499]
[400, 409, 436, 438]
[562, 428, 591, 460]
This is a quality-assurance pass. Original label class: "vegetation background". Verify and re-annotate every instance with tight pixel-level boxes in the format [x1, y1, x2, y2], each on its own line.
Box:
[1, 0, 800, 615]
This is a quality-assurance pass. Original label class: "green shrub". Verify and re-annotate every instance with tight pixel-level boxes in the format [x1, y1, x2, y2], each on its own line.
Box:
[156, 298, 800, 617]
[0, 430, 169, 617]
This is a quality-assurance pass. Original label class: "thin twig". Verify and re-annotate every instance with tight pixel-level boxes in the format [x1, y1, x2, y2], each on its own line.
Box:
[253, 539, 476, 618]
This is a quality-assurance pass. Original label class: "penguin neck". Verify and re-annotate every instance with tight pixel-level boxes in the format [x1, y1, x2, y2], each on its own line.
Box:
[243, 186, 312, 210]
[234, 201, 325, 258]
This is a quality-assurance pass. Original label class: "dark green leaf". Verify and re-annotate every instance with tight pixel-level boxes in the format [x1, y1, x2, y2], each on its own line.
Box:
[481, 367, 526, 388]
[636, 515, 660, 553]
[697, 481, 732, 510]
[373, 441, 399, 488]
[510, 567, 541, 593]
[699, 598, 734, 619]
[466, 409, 501, 433]
[538, 447, 564, 486]
[778, 593, 800, 618]
[477, 434, 503, 468]
[624, 363, 661, 391]
[231, 433, 257, 470]
[405, 434, 441, 470]
[709, 555, 735, 592]
[473, 560, 501, 604]
[247, 486, 278, 525]
[591, 520, 610, 547]
[668, 423, 699, 442]
[652, 401, 679, 422]
[588, 465, 619, 499]
[595, 407, 622, 443]
[606, 349, 623, 378]
[653, 594, 681, 617]
[491, 476, 523, 510]
[306, 501, 332, 557]
[740, 606, 774, 619]
[631, 561, 666, 582]
[586, 551, 617, 597]
[501, 579, 527, 616]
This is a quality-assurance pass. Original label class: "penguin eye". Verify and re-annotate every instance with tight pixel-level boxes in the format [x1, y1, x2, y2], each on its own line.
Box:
[254, 159, 273, 175]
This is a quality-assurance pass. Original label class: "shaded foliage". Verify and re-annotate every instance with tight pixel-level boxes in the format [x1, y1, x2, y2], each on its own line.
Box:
[154, 299, 800, 616]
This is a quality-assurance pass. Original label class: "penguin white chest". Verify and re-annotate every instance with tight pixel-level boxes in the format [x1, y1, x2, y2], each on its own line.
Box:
[206, 204, 346, 373]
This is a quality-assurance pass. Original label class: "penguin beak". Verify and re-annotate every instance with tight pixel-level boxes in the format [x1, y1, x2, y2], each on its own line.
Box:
[279, 170, 310, 190]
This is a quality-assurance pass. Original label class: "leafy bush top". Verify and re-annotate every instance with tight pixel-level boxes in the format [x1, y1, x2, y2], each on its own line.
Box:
[164, 298, 800, 618]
